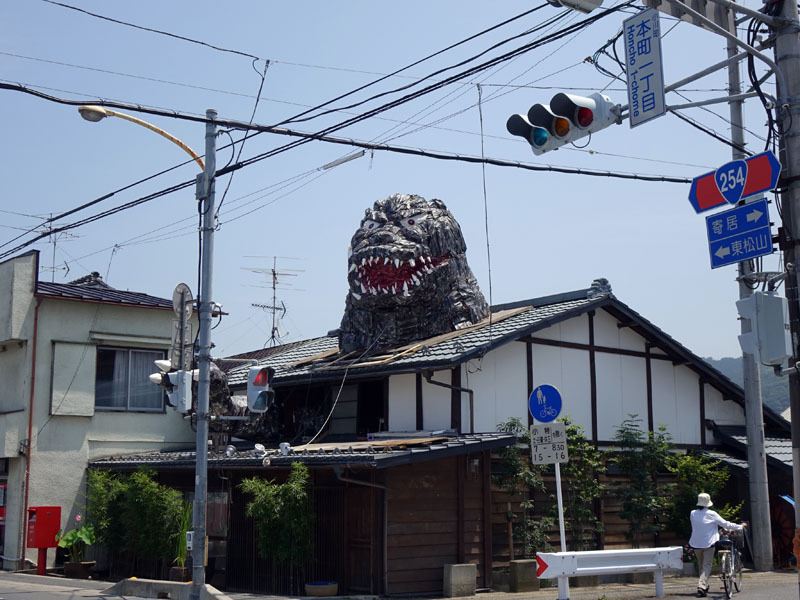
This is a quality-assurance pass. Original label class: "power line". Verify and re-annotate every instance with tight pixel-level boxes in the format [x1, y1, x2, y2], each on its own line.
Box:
[41, 0, 262, 61]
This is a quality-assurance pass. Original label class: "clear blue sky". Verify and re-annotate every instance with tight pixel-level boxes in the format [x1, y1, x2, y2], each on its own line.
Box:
[1, 0, 779, 360]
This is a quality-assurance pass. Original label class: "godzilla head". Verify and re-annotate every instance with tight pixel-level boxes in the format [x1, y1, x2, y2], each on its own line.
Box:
[339, 193, 488, 353]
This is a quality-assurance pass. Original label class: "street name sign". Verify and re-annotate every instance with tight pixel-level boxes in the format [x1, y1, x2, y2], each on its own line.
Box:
[688, 151, 781, 214]
[624, 9, 666, 128]
[706, 198, 773, 269]
[530, 422, 569, 464]
[529, 384, 562, 422]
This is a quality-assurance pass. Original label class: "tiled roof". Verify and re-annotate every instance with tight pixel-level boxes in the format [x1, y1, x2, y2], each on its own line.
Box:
[700, 449, 750, 471]
[225, 290, 602, 386]
[89, 432, 516, 471]
[713, 424, 792, 471]
[37, 280, 173, 309]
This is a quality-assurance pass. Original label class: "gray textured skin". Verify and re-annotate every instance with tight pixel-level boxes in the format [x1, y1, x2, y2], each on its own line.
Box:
[339, 193, 488, 353]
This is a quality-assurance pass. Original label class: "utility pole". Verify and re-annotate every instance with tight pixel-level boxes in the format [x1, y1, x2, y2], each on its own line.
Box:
[190, 108, 217, 600]
[727, 33, 773, 571]
[773, 0, 800, 592]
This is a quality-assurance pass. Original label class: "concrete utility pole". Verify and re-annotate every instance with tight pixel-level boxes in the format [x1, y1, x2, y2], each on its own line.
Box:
[727, 34, 773, 571]
[773, 0, 800, 592]
[190, 108, 217, 600]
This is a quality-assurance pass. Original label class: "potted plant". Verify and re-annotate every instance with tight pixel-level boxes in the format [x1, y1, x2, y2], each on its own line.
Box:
[57, 514, 96, 578]
[169, 501, 192, 582]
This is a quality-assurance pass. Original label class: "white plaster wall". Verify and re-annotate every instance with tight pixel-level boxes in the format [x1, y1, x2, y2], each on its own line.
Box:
[531, 344, 592, 434]
[421, 370, 452, 431]
[462, 341, 527, 433]
[388, 373, 416, 431]
[534, 314, 589, 343]
[596, 353, 648, 440]
[593, 309, 647, 352]
[704, 385, 743, 427]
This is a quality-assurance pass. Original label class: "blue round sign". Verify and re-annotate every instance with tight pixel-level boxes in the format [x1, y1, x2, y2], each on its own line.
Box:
[529, 384, 562, 423]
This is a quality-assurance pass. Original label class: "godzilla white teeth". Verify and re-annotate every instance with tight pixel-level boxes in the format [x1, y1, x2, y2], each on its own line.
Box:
[361, 283, 367, 294]
[403, 288, 410, 297]
[403, 281, 408, 292]
[412, 274, 420, 285]
[384, 257, 389, 265]
[394, 258, 400, 268]
[409, 258, 415, 267]
[361, 258, 366, 266]
[392, 284, 397, 294]
[370, 286, 377, 295]
[349, 264, 356, 273]
[352, 292, 361, 300]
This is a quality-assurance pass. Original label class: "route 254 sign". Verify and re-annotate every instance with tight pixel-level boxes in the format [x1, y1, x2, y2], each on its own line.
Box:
[688, 151, 781, 214]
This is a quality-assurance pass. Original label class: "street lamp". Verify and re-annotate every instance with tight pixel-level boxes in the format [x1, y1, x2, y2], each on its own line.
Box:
[78, 105, 205, 171]
[79, 104, 217, 600]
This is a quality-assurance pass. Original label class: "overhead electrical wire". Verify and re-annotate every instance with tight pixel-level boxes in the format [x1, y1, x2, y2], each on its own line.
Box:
[41, 0, 263, 61]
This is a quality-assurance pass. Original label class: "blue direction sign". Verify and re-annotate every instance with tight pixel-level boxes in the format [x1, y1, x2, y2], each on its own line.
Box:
[529, 384, 562, 423]
[706, 198, 773, 269]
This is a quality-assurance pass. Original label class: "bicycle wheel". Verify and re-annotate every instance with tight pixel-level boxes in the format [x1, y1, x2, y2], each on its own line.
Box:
[734, 551, 743, 592]
[721, 553, 733, 599]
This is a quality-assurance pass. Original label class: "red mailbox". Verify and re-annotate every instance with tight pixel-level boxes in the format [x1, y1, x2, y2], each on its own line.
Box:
[27, 505, 61, 548]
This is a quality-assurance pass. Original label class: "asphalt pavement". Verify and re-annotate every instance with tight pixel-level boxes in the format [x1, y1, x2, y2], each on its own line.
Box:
[0, 569, 797, 600]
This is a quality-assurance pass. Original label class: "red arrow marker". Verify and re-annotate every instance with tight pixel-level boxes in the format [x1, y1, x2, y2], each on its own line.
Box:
[536, 554, 548, 577]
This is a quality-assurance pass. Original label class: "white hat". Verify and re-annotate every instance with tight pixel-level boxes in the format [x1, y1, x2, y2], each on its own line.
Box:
[697, 493, 713, 508]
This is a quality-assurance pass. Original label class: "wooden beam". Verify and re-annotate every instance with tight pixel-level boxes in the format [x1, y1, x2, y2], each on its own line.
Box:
[589, 311, 598, 446]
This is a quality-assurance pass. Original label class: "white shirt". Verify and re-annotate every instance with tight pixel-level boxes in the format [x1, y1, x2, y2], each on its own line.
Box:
[689, 507, 743, 548]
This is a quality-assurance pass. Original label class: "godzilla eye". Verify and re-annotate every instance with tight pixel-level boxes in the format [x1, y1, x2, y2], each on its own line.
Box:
[399, 215, 423, 229]
[362, 219, 380, 231]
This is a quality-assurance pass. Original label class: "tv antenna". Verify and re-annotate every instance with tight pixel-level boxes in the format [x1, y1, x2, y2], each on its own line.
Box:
[243, 256, 304, 347]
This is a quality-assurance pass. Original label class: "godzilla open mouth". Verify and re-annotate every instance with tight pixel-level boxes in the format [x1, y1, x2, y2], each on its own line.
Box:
[350, 253, 449, 298]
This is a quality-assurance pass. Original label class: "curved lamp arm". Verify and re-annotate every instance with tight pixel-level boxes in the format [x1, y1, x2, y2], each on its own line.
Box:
[78, 105, 204, 171]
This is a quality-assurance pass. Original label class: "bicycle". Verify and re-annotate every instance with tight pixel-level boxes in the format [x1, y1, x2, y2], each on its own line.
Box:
[716, 527, 745, 598]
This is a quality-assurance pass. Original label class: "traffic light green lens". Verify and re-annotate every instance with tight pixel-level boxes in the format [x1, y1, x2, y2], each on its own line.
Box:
[533, 128, 548, 147]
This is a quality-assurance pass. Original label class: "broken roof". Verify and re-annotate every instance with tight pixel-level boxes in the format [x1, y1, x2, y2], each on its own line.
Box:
[89, 431, 517, 471]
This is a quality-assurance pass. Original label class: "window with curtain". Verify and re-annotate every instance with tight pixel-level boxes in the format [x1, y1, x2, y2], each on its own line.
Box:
[95, 347, 164, 411]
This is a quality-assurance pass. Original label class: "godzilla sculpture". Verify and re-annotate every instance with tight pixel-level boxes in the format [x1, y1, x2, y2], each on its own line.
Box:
[338, 193, 489, 353]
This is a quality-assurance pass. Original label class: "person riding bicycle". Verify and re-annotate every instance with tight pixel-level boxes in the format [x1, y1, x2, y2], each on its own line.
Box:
[689, 493, 747, 597]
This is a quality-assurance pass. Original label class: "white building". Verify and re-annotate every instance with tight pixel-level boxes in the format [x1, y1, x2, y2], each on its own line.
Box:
[0, 250, 196, 570]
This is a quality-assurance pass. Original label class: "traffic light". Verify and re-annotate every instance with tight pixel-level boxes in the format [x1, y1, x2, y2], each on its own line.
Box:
[546, 0, 603, 13]
[736, 291, 792, 366]
[507, 92, 620, 155]
[247, 366, 276, 413]
[149, 362, 192, 412]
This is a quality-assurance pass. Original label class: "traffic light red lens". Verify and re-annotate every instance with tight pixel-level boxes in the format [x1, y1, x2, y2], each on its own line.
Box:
[577, 107, 593, 128]
[253, 368, 269, 386]
[554, 117, 570, 137]
[533, 128, 548, 147]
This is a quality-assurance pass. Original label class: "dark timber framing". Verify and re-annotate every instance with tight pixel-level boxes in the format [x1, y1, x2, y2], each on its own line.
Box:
[589, 311, 598, 445]
[416, 372, 423, 430]
[526, 341, 534, 427]
[451, 366, 461, 432]
[699, 379, 707, 447]
[646, 342, 654, 432]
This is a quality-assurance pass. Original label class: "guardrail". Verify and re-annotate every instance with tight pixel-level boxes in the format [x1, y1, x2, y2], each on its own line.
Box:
[536, 546, 683, 597]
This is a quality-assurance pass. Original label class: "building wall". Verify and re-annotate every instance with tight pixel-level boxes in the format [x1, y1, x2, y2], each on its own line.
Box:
[0, 252, 196, 569]
[385, 306, 746, 445]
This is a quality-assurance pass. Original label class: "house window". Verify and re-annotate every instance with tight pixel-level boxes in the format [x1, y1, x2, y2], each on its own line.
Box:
[95, 347, 164, 411]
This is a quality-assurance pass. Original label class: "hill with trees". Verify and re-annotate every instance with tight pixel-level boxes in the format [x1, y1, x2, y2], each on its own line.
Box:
[703, 356, 789, 415]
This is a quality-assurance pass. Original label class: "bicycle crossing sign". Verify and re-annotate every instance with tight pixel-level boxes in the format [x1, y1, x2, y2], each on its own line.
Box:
[530, 422, 569, 465]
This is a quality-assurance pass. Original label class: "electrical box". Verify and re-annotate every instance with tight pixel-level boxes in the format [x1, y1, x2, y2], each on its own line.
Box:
[27, 505, 61, 548]
[736, 291, 793, 366]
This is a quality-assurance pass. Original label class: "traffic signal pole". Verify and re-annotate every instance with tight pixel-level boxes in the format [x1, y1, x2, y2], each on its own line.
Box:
[190, 108, 217, 600]
[727, 33, 773, 572]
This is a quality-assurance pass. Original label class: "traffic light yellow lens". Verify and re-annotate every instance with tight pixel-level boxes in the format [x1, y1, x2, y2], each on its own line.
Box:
[554, 118, 570, 137]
